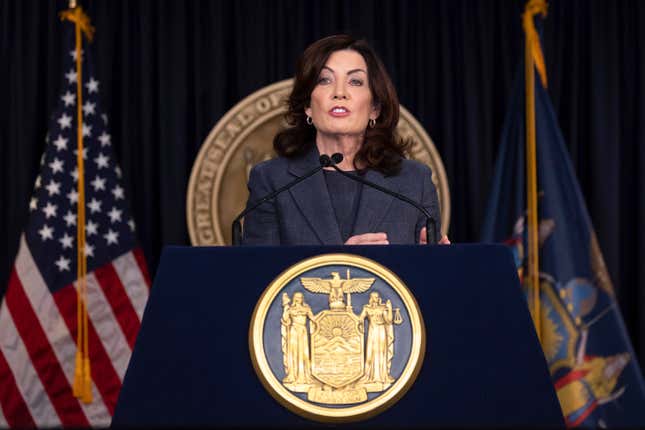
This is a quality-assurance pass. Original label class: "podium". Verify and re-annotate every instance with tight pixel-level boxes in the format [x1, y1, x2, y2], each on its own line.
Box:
[112, 244, 564, 427]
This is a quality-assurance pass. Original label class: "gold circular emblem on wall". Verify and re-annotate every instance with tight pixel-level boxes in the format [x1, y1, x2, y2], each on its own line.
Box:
[249, 254, 426, 422]
[187, 79, 450, 245]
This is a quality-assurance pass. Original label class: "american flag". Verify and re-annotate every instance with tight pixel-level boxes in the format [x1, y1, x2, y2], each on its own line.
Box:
[0, 22, 150, 427]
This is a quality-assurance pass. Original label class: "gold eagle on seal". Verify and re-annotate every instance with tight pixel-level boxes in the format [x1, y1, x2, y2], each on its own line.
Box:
[300, 271, 374, 310]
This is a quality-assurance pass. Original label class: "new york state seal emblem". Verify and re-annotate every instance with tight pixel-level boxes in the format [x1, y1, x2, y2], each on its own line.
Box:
[249, 254, 425, 422]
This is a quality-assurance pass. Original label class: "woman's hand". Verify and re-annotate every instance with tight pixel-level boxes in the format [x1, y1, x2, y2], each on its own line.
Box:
[344, 232, 389, 245]
[419, 227, 451, 245]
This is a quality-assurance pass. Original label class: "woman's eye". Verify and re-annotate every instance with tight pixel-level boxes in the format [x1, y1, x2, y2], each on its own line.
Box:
[350, 78, 364, 86]
[318, 77, 331, 84]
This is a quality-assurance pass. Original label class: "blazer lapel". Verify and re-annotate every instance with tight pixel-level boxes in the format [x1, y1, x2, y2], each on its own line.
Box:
[287, 148, 343, 245]
[352, 169, 398, 235]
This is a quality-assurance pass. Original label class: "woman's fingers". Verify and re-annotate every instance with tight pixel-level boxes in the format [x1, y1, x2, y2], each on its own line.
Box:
[419, 227, 451, 245]
[345, 232, 450, 245]
[419, 227, 428, 244]
[439, 235, 451, 245]
[358, 233, 387, 242]
[345, 232, 389, 245]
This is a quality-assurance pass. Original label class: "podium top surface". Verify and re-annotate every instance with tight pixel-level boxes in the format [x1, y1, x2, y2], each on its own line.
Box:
[113, 244, 564, 427]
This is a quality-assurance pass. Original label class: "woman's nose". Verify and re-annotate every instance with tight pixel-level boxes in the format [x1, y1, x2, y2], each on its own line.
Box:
[332, 83, 347, 100]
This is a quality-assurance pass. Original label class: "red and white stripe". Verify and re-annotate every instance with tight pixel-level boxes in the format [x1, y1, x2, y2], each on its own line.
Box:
[0, 235, 150, 427]
[0, 398, 7, 427]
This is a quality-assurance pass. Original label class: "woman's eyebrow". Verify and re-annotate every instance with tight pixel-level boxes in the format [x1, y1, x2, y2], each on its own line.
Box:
[320, 66, 366, 75]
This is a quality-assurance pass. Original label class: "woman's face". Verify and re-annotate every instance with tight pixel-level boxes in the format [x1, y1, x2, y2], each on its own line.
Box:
[305, 49, 380, 138]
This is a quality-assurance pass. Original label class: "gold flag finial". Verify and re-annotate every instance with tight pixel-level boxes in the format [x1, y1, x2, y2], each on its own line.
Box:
[60, 4, 95, 42]
[523, 0, 548, 88]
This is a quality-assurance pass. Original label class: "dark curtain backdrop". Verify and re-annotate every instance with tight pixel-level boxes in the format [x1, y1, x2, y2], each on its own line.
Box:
[1, 0, 644, 370]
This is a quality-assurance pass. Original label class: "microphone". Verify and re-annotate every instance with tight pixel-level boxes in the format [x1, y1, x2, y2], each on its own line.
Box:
[231, 154, 332, 245]
[328, 153, 438, 245]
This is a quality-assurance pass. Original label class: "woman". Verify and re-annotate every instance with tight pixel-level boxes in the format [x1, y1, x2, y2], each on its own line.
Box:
[242, 34, 449, 245]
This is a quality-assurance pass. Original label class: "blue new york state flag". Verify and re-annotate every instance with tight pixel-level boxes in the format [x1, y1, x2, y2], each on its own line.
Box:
[480, 17, 645, 429]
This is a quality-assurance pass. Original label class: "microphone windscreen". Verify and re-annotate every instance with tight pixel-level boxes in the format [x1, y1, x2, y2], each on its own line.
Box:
[331, 153, 344, 164]
[319, 154, 331, 167]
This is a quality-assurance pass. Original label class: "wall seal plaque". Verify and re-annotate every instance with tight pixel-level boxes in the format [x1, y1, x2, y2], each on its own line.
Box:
[249, 254, 426, 422]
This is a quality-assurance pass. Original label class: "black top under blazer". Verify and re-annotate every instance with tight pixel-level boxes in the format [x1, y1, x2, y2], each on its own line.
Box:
[241, 145, 442, 245]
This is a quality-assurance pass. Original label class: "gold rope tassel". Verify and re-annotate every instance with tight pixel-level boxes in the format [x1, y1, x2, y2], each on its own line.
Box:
[60, 3, 95, 404]
[523, 0, 548, 344]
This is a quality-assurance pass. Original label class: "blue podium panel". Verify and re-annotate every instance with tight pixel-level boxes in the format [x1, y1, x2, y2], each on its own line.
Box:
[112, 245, 564, 427]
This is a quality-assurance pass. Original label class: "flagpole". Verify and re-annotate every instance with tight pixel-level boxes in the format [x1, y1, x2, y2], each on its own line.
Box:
[523, 0, 548, 344]
[61, 0, 96, 403]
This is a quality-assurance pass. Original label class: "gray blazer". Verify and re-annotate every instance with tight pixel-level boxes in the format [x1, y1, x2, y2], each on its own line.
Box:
[241, 146, 441, 245]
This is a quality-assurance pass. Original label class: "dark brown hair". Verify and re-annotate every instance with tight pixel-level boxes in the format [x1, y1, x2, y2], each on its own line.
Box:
[273, 34, 410, 175]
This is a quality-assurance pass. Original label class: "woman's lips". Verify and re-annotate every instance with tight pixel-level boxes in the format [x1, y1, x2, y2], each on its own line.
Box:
[329, 106, 351, 117]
